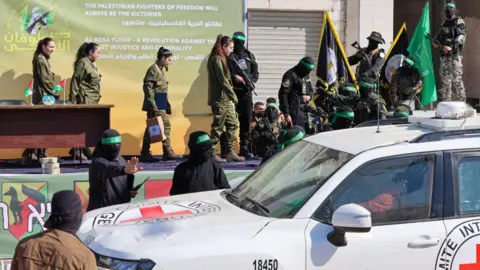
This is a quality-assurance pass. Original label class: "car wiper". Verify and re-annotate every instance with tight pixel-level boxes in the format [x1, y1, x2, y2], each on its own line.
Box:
[224, 190, 241, 206]
[242, 196, 270, 217]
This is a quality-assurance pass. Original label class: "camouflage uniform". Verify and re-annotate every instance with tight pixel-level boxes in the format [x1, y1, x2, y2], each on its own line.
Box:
[348, 31, 386, 81]
[70, 57, 101, 104]
[24, 53, 59, 160]
[434, 16, 466, 101]
[68, 56, 102, 160]
[140, 62, 175, 161]
[208, 55, 244, 162]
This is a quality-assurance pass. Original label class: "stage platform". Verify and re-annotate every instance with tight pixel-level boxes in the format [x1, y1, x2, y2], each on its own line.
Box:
[0, 155, 261, 175]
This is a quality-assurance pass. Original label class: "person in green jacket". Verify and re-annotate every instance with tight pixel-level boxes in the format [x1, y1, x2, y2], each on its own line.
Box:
[23, 37, 57, 161]
[207, 35, 244, 163]
[68, 42, 102, 160]
[140, 47, 176, 162]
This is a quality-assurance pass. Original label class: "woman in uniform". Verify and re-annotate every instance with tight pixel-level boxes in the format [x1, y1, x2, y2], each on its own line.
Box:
[68, 42, 102, 160]
[207, 34, 244, 163]
[23, 37, 57, 160]
[140, 47, 176, 162]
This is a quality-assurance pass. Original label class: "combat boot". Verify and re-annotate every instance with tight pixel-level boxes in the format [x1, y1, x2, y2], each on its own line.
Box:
[22, 149, 38, 161]
[139, 151, 159, 163]
[226, 152, 245, 162]
[239, 147, 253, 159]
[162, 146, 176, 161]
[69, 148, 87, 161]
[211, 150, 227, 163]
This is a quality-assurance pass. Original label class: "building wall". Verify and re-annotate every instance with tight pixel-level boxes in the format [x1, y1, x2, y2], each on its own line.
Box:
[395, 0, 479, 100]
[247, 0, 395, 56]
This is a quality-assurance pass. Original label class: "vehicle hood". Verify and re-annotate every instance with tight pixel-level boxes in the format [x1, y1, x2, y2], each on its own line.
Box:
[77, 190, 272, 260]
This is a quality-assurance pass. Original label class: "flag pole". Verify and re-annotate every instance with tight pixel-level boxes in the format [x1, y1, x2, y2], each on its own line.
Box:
[63, 88, 66, 105]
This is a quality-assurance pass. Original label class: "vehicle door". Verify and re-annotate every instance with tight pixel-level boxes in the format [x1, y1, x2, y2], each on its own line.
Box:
[440, 150, 480, 270]
[305, 152, 447, 270]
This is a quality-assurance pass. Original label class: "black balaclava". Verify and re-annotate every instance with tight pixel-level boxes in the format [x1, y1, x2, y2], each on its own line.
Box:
[92, 129, 122, 161]
[401, 56, 417, 76]
[358, 77, 377, 99]
[445, 2, 456, 20]
[188, 131, 214, 164]
[266, 103, 280, 124]
[278, 126, 305, 151]
[331, 106, 355, 130]
[340, 83, 358, 97]
[367, 40, 380, 51]
[294, 56, 315, 78]
[44, 190, 83, 234]
[233, 31, 246, 53]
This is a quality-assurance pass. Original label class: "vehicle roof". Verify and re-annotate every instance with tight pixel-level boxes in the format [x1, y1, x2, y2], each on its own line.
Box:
[304, 124, 433, 154]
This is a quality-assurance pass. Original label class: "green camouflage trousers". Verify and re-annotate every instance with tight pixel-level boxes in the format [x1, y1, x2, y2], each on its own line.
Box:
[439, 55, 466, 102]
[210, 103, 239, 153]
[141, 110, 171, 153]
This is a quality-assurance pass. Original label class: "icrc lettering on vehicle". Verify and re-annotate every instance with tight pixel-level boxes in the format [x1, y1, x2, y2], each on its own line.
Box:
[78, 102, 480, 270]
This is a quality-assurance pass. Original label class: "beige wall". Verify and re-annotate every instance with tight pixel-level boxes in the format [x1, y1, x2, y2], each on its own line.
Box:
[246, 0, 395, 57]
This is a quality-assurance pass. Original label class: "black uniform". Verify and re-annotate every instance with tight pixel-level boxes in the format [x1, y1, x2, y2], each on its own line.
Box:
[228, 31, 259, 157]
[278, 57, 315, 127]
[170, 131, 229, 195]
[87, 129, 134, 212]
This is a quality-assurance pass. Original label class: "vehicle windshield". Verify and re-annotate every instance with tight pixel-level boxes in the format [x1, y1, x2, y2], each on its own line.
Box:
[229, 141, 353, 218]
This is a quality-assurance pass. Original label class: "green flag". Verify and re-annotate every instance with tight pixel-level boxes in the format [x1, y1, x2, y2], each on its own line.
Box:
[407, 2, 437, 106]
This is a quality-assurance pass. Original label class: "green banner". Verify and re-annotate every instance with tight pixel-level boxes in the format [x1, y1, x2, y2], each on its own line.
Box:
[0, 170, 251, 257]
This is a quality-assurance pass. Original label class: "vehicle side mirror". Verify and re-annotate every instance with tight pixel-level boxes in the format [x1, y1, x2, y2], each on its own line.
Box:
[327, 204, 372, 247]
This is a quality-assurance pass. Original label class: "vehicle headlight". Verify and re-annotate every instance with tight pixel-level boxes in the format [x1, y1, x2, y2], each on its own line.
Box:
[94, 253, 156, 270]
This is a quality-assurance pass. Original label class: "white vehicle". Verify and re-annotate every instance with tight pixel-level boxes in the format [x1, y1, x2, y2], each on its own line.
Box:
[78, 102, 480, 270]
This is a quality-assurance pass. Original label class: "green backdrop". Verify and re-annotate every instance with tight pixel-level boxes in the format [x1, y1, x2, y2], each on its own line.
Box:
[0, 170, 251, 257]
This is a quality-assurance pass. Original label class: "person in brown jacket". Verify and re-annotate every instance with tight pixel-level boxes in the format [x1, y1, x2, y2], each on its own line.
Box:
[23, 37, 58, 161]
[11, 190, 97, 270]
[207, 34, 244, 163]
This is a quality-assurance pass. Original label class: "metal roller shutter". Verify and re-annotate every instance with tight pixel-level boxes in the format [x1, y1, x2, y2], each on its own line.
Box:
[247, 10, 324, 103]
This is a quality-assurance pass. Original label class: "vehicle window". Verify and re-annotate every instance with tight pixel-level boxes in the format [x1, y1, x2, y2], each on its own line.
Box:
[315, 155, 435, 225]
[457, 157, 480, 215]
[231, 141, 353, 218]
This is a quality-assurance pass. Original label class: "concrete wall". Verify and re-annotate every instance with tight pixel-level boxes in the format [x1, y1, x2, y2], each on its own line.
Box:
[345, 0, 394, 55]
[247, 0, 395, 56]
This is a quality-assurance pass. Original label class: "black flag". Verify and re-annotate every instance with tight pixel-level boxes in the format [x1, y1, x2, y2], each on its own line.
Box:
[315, 11, 357, 93]
[379, 23, 409, 106]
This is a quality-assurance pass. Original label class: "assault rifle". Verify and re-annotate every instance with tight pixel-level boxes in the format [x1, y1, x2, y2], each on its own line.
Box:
[351, 41, 372, 67]
[426, 33, 444, 51]
[230, 57, 257, 96]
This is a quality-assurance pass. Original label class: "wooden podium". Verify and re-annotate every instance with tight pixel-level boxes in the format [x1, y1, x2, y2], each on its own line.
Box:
[0, 104, 113, 149]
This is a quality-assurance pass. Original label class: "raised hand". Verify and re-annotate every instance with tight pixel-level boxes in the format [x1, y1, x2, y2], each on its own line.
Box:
[125, 157, 143, 174]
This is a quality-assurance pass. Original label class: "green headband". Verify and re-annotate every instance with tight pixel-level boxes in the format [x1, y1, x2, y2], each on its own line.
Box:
[359, 81, 377, 89]
[403, 58, 414, 66]
[267, 103, 280, 112]
[395, 111, 410, 119]
[342, 86, 357, 92]
[332, 111, 355, 124]
[101, 136, 121, 145]
[283, 131, 305, 147]
[233, 35, 246, 41]
[196, 134, 211, 144]
[300, 60, 315, 70]
[445, 3, 455, 8]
